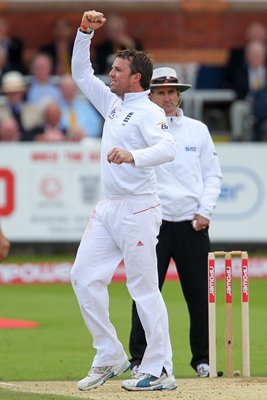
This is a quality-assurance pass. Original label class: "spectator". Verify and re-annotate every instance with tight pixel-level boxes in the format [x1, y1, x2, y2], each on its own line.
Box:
[0, 222, 10, 260]
[27, 53, 61, 110]
[93, 13, 143, 74]
[58, 74, 103, 138]
[35, 101, 66, 142]
[0, 116, 20, 142]
[39, 18, 74, 75]
[0, 71, 43, 141]
[0, 17, 28, 77]
[224, 21, 267, 89]
[228, 40, 267, 141]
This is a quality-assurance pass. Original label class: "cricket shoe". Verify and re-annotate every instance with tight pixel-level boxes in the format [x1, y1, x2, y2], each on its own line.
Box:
[77, 359, 130, 390]
[121, 371, 177, 391]
[196, 363, 210, 378]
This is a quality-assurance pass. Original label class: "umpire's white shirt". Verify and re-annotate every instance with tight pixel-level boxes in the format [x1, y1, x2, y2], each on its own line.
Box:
[156, 108, 223, 221]
[72, 30, 175, 197]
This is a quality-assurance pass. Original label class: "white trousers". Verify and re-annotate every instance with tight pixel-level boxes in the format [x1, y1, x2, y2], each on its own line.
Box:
[70, 195, 173, 377]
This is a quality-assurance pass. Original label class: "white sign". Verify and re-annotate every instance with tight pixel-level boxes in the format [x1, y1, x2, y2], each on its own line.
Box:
[1, 142, 267, 243]
[0, 141, 102, 241]
[210, 143, 267, 242]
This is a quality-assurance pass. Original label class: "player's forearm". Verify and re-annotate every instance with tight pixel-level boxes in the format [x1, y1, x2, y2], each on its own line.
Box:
[0, 226, 10, 261]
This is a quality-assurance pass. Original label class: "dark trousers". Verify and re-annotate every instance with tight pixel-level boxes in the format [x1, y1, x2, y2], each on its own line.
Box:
[129, 220, 211, 371]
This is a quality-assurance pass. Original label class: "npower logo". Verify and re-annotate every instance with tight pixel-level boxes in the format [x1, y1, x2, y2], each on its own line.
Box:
[214, 166, 265, 220]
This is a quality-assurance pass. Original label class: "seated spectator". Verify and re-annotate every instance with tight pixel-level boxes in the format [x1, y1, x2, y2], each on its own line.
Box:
[0, 71, 44, 141]
[35, 101, 66, 142]
[93, 13, 143, 74]
[0, 116, 20, 142]
[227, 40, 267, 141]
[39, 18, 74, 75]
[224, 21, 267, 90]
[35, 101, 86, 143]
[58, 74, 103, 138]
[0, 17, 28, 77]
[27, 53, 61, 110]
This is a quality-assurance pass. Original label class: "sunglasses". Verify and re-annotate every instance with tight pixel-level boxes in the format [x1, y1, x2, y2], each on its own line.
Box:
[151, 76, 178, 84]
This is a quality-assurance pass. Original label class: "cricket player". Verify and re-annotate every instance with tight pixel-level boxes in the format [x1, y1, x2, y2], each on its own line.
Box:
[70, 10, 177, 392]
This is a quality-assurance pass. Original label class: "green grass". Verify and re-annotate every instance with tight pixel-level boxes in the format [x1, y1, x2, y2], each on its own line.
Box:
[0, 388, 83, 400]
[0, 278, 266, 384]
[3, 254, 75, 263]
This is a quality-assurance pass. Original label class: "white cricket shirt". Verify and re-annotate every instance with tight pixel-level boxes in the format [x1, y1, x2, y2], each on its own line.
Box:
[72, 30, 175, 197]
[155, 108, 223, 221]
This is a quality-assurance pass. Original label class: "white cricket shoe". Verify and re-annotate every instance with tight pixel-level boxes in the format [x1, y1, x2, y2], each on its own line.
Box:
[122, 371, 177, 391]
[78, 359, 130, 390]
[196, 363, 210, 378]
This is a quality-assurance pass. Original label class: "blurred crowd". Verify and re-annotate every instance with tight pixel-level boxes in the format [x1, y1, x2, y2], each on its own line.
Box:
[0, 17, 104, 143]
[1, 15, 267, 142]
[223, 21, 267, 141]
[179, 21, 267, 142]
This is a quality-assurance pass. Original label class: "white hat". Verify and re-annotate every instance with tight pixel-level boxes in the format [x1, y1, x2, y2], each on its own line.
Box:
[1, 71, 26, 93]
[150, 67, 191, 92]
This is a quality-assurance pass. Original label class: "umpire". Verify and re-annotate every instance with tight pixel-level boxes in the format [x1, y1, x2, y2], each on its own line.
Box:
[129, 67, 222, 378]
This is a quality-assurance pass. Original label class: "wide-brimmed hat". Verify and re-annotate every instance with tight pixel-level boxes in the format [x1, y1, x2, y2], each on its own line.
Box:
[150, 67, 191, 92]
[1, 71, 26, 93]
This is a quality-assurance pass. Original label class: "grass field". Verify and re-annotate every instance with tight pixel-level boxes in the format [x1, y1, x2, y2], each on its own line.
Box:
[0, 389, 83, 400]
[0, 277, 266, 383]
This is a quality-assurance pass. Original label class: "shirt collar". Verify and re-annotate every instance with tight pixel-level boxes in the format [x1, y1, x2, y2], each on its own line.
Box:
[123, 90, 150, 102]
[166, 107, 184, 119]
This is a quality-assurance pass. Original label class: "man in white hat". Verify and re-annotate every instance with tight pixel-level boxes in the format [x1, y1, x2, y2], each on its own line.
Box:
[0, 71, 43, 140]
[129, 67, 223, 378]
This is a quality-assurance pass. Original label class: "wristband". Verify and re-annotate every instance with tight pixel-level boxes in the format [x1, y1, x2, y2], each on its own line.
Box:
[80, 23, 94, 34]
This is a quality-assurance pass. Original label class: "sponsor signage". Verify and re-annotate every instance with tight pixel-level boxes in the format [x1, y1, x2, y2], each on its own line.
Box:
[0, 142, 267, 242]
[211, 143, 267, 242]
[0, 257, 266, 284]
[0, 142, 101, 241]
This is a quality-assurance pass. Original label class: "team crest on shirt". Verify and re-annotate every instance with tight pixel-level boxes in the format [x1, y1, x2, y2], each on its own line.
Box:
[108, 106, 118, 120]
[157, 122, 169, 131]
[122, 112, 134, 126]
